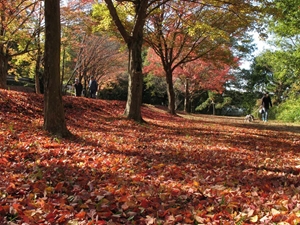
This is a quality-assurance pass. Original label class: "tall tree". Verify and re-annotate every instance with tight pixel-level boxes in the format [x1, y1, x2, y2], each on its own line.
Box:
[93, 0, 271, 120]
[144, 0, 261, 114]
[97, 0, 148, 122]
[43, 0, 69, 137]
[33, 1, 44, 94]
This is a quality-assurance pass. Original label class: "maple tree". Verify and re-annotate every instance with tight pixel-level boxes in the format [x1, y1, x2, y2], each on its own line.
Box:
[93, 0, 150, 122]
[92, 0, 274, 120]
[1, 89, 300, 224]
[144, 48, 234, 113]
[0, 0, 41, 89]
[143, 0, 263, 115]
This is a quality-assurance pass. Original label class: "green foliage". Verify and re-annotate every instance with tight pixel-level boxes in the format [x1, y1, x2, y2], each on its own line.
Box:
[195, 91, 232, 113]
[275, 97, 300, 122]
[92, 3, 115, 31]
[10, 53, 35, 78]
[143, 74, 168, 105]
[98, 72, 169, 105]
[271, 0, 300, 37]
[92, 2, 134, 35]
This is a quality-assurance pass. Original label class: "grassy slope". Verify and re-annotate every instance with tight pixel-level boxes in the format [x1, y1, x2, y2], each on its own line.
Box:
[1, 89, 300, 224]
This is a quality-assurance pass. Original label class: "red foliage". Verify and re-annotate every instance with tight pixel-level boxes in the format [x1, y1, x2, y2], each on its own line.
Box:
[1, 89, 300, 224]
[144, 48, 235, 93]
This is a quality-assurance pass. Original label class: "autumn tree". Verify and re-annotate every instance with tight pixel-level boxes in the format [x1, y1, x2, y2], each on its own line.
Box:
[175, 59, 233, 113]
[12, 1, 44, 94]
[93, 0, 151, 122]
[33, 2, 44, 94]
[92, 0, 271, 120]
[69, 34, 128, 96]
[144, 0, 264, 115]
[43, 0, 69, 137]
[0, 0, 40, 89]
[60, 0, 96, 85]
[144, 48, 233, 112]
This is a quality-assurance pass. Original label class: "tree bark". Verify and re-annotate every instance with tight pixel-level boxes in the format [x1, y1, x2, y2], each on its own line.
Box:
[105, 0, 147, 122]
[0, 11, 7, 89]
[43, 0, 70, 137]
[184, 78, 190, 113]
[35, 44, 42, 94]
[124, 36, 144, 122]
[0, 48, 8, 89]
[165, 69, 176, 115]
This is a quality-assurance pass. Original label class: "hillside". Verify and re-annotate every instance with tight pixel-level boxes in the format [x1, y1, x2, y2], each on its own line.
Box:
[1, 90, 300, 224]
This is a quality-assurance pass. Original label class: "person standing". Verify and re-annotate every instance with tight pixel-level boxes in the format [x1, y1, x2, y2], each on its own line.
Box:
[261, 92, 272, 122]
[74, 78, 83, 97]
[89, 76, 98, 98]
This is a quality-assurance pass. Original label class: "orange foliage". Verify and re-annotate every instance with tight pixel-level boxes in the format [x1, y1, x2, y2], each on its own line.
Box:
[0, 89, 300, 224]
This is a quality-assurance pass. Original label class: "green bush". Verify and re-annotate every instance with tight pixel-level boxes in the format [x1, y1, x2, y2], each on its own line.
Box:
[275, 97, 300, 122]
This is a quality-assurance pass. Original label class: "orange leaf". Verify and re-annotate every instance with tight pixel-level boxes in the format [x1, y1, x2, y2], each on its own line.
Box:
[75, 211, 86, 219]
[54, 182, 64, 192]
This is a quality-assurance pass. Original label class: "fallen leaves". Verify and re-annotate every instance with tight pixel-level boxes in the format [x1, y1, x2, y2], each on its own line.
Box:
[1, 89, 300, 224]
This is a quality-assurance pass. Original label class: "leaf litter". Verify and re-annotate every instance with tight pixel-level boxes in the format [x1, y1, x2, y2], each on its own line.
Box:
[0, 90, 300, 224]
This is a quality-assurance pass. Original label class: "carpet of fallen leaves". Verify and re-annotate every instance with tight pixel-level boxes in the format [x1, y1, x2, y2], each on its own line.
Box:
[1, 90, 300, 225]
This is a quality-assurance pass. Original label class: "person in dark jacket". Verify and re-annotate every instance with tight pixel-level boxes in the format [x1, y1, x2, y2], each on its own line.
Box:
[89, 76, 98, 98]
[74, 78, 83, 97]
[261, 92, 272, 122]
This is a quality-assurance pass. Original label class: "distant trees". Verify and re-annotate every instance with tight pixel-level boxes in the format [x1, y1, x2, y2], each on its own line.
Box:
[144, 49, 234, 113]
[60, 0, 128, 97]
[70, 35, 128, 96]
[143, 0, 261, 114]
[242, 0, 300, 121]
[93, 0, 271, 120]
[0, 0, 40, 89]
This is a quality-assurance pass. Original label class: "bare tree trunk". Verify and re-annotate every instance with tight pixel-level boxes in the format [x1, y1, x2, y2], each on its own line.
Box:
[0, 11, 8, 89]
[43, 0, 70, 137]
[184, 78, 190, 113]
[165, 69, 176, 115]
[35, 1, 43, 94]
[0, 49, 8, 89]
[124, 35, 143, 122]
[35, 45, 41, 94]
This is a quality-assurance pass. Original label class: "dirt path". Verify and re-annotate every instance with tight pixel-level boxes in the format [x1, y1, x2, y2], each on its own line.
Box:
[178, 112, 300, 133]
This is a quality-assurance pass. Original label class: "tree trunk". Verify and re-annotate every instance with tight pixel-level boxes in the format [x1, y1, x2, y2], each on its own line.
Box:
[124, 37, 143, 122]
[35, 1, 42, 94]
[43, 0, 70, 137]
[0, 11, 8, 90]
[165, 69, 176, 115]
[184, 78, 190, 113]
[212, 102, 215, 115]
[35, 46, 41, 94]
[0, 49, 8, 89]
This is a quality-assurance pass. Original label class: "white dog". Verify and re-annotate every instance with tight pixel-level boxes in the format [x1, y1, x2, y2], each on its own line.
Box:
[244, 114, 254, 122]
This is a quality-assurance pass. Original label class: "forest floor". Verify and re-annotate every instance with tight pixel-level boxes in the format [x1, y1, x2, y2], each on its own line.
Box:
[1, 89, 300, 225]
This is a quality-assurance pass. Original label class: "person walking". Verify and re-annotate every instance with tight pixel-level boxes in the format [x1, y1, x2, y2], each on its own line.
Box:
[74, 78, 83, 97]
[261, 92, 272, 122]
[89, 76, 98, 98]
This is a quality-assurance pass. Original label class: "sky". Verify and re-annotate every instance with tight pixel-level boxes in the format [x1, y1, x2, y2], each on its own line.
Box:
[240, 32, 272, 69]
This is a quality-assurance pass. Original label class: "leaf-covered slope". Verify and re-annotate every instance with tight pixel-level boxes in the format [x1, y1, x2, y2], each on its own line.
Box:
[1, 90, 300, 224]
